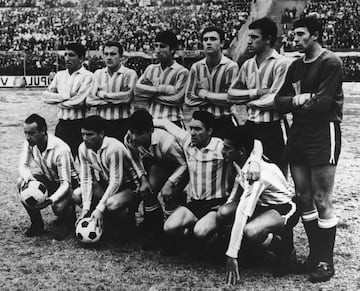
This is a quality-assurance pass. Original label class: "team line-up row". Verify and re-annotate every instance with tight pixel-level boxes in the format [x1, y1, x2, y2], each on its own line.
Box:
[19, 16, 343, 285]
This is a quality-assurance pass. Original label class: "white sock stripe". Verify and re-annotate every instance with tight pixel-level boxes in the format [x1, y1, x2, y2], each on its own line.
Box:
[144, 204, 161, 212]
[261, 233, 273, 247]
[329, 122, 335, 164]
[301, 209, 319, 222]
[283, 200, 296, 225]
[280, 119, 288, 144]
[318, 217, 338, 229]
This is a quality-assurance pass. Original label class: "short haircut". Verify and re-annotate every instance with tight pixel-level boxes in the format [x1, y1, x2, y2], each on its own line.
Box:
[192, 110, 215, 130]
[25, 114, 47, 132]
[103, 41, 124, 56]
[249, 17, 278, 47]
[223, 125, 254, 155]
[65, 42, 86, 59]
[128, 110, 153, 132]
[155, 30, 178, 51]
[81, 115, 105, 133]
[293, 16, 323, 44]
[201, 26, 225, 43]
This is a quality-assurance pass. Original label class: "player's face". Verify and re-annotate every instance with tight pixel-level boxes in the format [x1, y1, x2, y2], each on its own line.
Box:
[81, 129, 104, 151]
[189, 119, 211, 148]
[222, 139, 238, 162]
[202, 31, 223, 55]
[294, 27, 316, 53]
[103, 46, 121, 70]
[154, 42, 173, 63]
[64, 50, 82, 71]
[130, 130, 151, 149]
[248, 29, 268, 54]
[24, 122, 45, 146]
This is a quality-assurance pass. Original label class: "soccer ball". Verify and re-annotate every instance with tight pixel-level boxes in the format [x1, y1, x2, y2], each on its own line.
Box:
[20, 180, 48, 209]
[76, 217, 103, 244]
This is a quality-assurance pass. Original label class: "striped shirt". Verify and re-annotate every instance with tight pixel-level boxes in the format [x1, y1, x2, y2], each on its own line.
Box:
[135, 61, 189, 121]
[43, 66, 95, 120]
[18, 134, 79, 200]
[124, 128, 187, 187]
[79, 137, 139, 212]
[226, 158, 295, 258]
[185, 55, 239, 117]
[89, 65, 138, 120]
[228, 50, 291, 123]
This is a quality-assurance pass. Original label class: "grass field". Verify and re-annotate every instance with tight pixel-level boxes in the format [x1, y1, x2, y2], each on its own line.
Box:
[0, 89, 359, 290]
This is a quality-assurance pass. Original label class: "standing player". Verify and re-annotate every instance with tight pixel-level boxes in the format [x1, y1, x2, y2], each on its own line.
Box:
[124, 110, 188, 250]
[217, 126, 297, 284]
[134, 30, 189, 127]
[185, 26, 239, 136]
[87, 41, 138, 141]
[43, 43, 95, 158]
[228, 18, 291, 175]
[18, 114, 79, 239]
[275, 17, 343, 283]
[74, 116, 140, 240]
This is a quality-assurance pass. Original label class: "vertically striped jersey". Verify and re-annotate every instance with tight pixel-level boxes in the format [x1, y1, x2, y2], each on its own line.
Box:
[135, 61, 189, 121]
[184, 137, 228, 200]
[19, 134, 79, 185]
[43, 66, 95, 120]
[78, 137, 139, 212]
[228, 50, 290, 123]
[124, 128, 188, 187]
[185, 55, 239, 117]
[90, 66, 138, 120]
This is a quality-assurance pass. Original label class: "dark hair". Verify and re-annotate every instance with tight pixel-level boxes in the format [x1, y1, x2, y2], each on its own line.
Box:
[201, 26, 225, 43]
[25, 114, 47, 132]
[81, 115, 105, 133]
[293, 17, 323, 44]
[103, 41, 124, 56]
[249, 17, 278, 47]
[155, 30, 178, 51]
[192, 110, 215, 130]
[65, 42, 86, 59]
[223, 124, 254, 155]
[128, 110, 153, 132]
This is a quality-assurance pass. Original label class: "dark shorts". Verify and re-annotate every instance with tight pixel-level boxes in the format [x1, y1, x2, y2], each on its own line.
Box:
[252, 200, 297, 226]
[104, 118, 129, 142]
[32, 173, 78, 196]
[213, 114, 239, 139]
[185, 198, 227, 220]
[245, 119, 288, 171]
[286, 122, 341, 166]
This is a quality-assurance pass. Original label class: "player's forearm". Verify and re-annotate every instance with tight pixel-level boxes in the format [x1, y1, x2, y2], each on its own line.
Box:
[248, 93, 276, 109]
[274, 93, 295, 114]
[96, 180, 120, 212]
[43, 91, 69, 104]
[104, 90, 133, 104]
[50, 181, 70, 203]
[135, 83, 159, 99]
[168, 165, 188, 188]
[80, 181, 92, 211]
[228, 88, 257, 104]
[185, 92, 208, 106]
[226, 211, 247, 259]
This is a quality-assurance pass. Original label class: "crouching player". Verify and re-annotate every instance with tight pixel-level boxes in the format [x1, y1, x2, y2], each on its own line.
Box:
[18, 114, 79, 240]
[124, 110, 188, 250]
[218, 125, 297, 284]
[154, 111, 262, 254]
[73, 116, 140, 241]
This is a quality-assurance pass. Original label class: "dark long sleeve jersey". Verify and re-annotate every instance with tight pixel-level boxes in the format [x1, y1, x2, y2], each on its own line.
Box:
[274, 50, 343, 124]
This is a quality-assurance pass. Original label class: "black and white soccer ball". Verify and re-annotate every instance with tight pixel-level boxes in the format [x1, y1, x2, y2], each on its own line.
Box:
[76, 217, 103, 244]
[20, 180, 48, 209]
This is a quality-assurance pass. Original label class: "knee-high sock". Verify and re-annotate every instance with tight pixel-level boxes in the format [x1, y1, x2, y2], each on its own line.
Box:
[318, 217, 337, 266]
[302, 209, 319, 264]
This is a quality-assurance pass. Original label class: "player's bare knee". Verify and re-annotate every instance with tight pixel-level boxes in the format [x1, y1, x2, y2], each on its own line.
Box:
[314, 193, 332, 212]
[52, 201, 66, 216]
[163, 217, 179, 234]
[72, 188, 82, 205]
[244, 225, 263, 243]
[193, 223, 210, 239]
